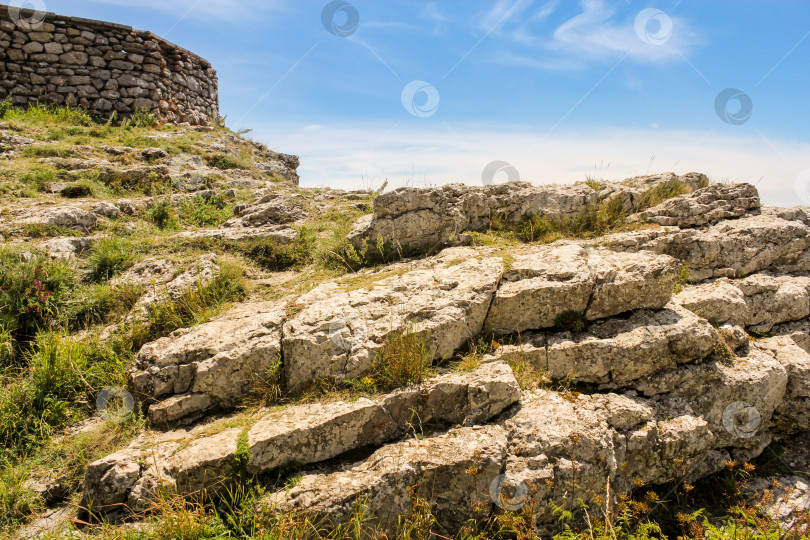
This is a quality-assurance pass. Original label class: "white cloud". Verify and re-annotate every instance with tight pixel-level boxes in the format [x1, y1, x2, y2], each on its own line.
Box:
[480, 0, 703, 70]
[251, 122, 810, 207]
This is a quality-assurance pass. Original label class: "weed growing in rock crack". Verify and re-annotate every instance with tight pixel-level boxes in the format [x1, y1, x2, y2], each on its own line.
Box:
[117, 260, 247, 354]
[205, 153, 248, 170]
[372, 329, 433, 391]
[235, 228, 317, 271]
[674, 264, 690, 294]
[554, 311, 587, 333]
[714, 329, 737, 366]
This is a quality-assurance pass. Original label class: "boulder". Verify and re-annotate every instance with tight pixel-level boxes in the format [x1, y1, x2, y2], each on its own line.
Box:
[41, 236, 95, 259]
[484, 243, 679, 335]
[348, 173, 707, 258]
[112, 258, 176, 287]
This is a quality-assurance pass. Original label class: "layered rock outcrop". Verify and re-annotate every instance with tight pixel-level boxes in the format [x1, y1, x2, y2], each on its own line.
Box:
[79, 177, 810, 535]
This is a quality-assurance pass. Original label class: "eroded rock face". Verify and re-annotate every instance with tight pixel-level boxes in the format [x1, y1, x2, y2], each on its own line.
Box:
[283, 247, 505, 390]
[19, 206, 98, 232]
[130, 301, 285, 424]
[112, 258, 176, 288]
[487, 303, 718, 385]
[674, 274, 810, 332]
[348, 173, 707, 258]
[484, 244, 679, 335]
[628, 183, 760, 228]
[263, 425, 508, 535]
[605, 213, 810, 282]
[176, 224, 298, 244]
[85, 363, 520, 517]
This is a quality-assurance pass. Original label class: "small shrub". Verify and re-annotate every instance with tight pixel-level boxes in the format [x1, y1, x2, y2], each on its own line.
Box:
[59, 182, 93, 198]
[148, 197, 177, 229]
[86, 237, 135, 282]
[238, 228, 316, 271]
[0, 462, 43, 529]
[205, 154, 247, 170]
[181, 193, 232, 227]
[674, 264, 690, 294]
[0, 97, 12, 119]
[124, 108, 157, 128]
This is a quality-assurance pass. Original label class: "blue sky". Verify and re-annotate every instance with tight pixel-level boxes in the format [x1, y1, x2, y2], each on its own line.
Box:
[43, 0, 810, 205]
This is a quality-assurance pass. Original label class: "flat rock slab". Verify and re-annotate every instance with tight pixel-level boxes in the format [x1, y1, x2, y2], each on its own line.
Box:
[130, 301, 285, 424]
[605, 213, 810, 282]
[263, 425, 508, 535]
[484, 243, 679, 335]
[503, 391, 713, 524]
[176, 224, 298, 244]
[488, 303, 717, 385]
[283, 247, 504, 390]
[674, 274, 810, 332]
[85, 363, 520, 517]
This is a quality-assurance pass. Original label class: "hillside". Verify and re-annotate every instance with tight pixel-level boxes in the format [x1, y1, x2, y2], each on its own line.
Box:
[0, 102, 808, 539]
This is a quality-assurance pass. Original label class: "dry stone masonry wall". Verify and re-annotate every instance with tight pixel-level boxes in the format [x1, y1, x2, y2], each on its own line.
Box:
[0, 4, 218, 124]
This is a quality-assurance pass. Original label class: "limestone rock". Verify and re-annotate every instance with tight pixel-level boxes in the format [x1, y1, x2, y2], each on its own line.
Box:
[604, 213, 810, 282]
[754, 336, 810, 434]
[674, 275, 810, 332]
[634, 346, 788, 449]
[484, 243, 679, 335]
[263, 425, 508, 535]
[176, 224, 298, 244]
[112, 258, 176, 287]
[93, 201, 120, 219]
[629, 183, 760, 228]
[226, 197, 304, 227]
[129, 254, 218, 322]
[41, 236, 95, 259]
[85, 364, 519, 516]
[283, 247, 504, 389]
[489, 304, 717, 385]
[130, 301, 285, 422]
[20, 206, 98, 232]
[348, 173, 707, 258]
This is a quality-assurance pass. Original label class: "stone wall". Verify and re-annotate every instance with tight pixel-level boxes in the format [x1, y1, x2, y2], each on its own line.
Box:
[0, 4, 218, 125]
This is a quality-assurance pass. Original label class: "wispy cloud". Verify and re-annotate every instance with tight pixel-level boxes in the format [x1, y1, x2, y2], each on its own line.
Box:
[421, 2, 451, 35]
[479, 0, 703, 70]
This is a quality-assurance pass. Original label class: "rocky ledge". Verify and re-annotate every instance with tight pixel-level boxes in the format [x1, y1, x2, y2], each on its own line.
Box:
[76, 176, 810, 535]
